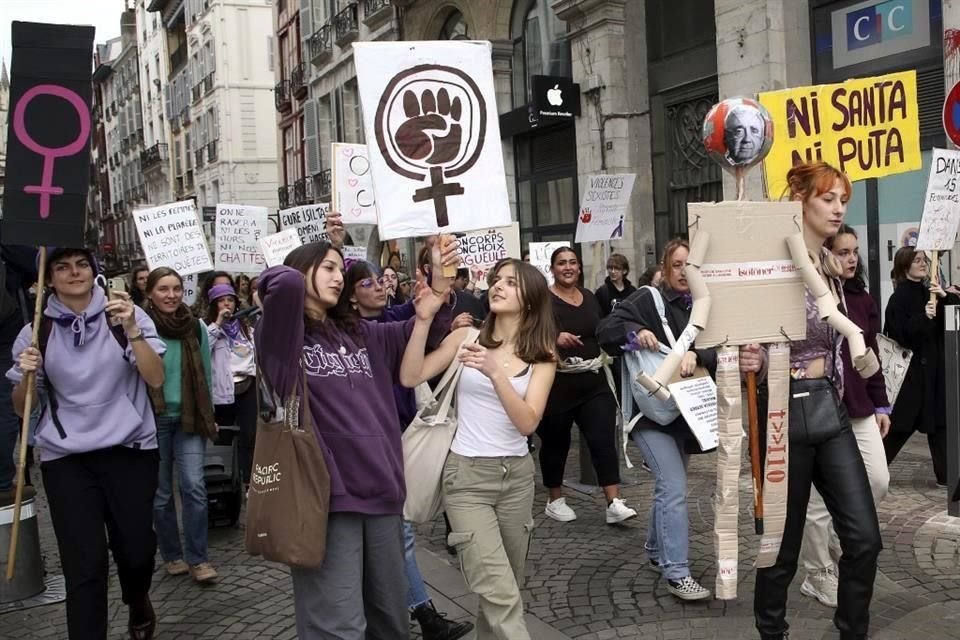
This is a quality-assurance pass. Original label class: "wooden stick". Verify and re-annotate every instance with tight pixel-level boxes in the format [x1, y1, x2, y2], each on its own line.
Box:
[440, 234, 458, 279]
[930, 250, 940, 306]
[6, 246, 45, 582]
[747, 370, 764, 535]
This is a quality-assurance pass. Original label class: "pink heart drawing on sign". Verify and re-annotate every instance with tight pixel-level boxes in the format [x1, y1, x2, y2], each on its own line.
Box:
[349, 207, 363, 217]
[347, 177, 359, 187]
[341, 147, 354, 157]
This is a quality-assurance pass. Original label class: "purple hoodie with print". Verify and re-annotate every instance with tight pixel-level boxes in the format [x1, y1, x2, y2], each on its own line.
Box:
[7, 287, 166, 461]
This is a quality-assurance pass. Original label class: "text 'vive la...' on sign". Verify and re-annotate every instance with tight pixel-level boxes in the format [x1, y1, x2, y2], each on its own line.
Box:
[531, 75, 581, 121]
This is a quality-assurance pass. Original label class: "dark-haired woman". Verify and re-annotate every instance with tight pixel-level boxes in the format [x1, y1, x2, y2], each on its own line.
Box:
[130, 264, 150, 308]
[256, 239, 456, 639]
[192, 270, 234, 318]
[145, 267, 219, 585]
[540, 247, 636, 525]
[883, 246, 959, 486]
[400, 258, 558, 640]
[595, 253, 636, 317]
[10, 248, 165, 639]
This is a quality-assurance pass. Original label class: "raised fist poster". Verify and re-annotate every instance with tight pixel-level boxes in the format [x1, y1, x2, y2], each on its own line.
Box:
[353, 41, 511, 240]
[2, 22, 96, 247]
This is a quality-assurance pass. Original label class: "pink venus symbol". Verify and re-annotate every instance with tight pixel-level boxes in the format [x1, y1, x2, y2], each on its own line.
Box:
[12, 84, 91, 219]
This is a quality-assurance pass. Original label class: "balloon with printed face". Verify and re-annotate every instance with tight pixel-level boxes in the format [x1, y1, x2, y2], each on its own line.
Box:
[702, 97, 774, 171]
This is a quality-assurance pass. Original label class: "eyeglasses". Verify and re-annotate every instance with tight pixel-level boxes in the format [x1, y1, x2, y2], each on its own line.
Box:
[912, 255, 929, 265]
[358, 277, 386, 289]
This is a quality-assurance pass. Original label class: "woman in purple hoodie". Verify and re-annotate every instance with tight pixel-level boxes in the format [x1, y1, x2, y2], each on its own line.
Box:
[256, 238, 456, 639]
[9, 247, 166, 640]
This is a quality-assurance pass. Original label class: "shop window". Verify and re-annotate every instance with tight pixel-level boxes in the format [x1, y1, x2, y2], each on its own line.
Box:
[510, 0, 569, 109]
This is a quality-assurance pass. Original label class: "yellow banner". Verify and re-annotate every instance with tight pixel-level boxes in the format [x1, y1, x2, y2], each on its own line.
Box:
[759, 70, 921, 199]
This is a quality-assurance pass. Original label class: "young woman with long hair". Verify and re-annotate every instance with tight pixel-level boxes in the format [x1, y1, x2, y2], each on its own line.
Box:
[795, 225, 891, 608]
[129, 265, 150, 308]
[382, 265, 405, 307]
[747, 162, 882, 640]
[144, 267, 219, 584]
[597, 239, 715, 601]
[10, 248, 165, 639]
[400, 258, 557, 640]
[256, 238, 456, 639]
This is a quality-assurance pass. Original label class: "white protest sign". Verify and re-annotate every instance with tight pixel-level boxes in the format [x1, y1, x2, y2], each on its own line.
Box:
[279, 203, 329, 245]
[877, 334, 913, 406]
[133, 200, 213, 276]
[457, 223, 521, 289]
[354, 41, 512, 240]
[258, 229, 302, 268]
[214, 204, 269, 273]
[181, 273, 199, 306]
[342, 245, 368, 264]
[667, 376, 718, 451]
[916, 148, 960, 251]
[574, 174, 637, 242]
[332, 143, 378, 225]
[529, 241, 569, 286]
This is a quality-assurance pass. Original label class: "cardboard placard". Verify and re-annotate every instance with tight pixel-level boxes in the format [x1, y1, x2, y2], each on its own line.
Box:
[529, 241, 569, 286]
[916, 148, 960, 251]
[574, 174, 636, 242]
[342, 245, 368, 264]
[667, 376, 718, 451]
[877, 334, 912, 406]
[133, 200, 213, 276]
[755, 343, 791, 569]
[759, 71, 921, 199]
[214, 204, 269, 273]
[688, 201, 807, 348]
[258, 229, 302, 268]
[279, 203, 329, 245]
[354, 41, 512, 240]
[1, 22, 96, 247]
[331, 143, 378, 224]
[456, 223, 521, 289]
[713, 347, 742, 601]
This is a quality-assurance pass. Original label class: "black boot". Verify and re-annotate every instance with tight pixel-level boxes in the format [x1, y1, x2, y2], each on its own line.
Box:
[411, 601, 473, 640]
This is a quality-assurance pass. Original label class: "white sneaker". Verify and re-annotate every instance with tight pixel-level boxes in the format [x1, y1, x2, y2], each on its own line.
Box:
[800, 567, 838, 608]
[666, 575, 711, 601]
[605, 498, 638, 524]
[544, 497, 577, 522]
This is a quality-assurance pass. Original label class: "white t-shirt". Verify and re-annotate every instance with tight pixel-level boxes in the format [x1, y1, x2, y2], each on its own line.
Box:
[451, 364, 533, 458]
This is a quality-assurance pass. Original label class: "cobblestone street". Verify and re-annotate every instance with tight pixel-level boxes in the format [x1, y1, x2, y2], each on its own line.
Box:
[2, 434, 959, 639]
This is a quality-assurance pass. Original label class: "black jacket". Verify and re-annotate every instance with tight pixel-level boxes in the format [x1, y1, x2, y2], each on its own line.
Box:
[883, 279, 960, 433]
[595, 277, 637, 317]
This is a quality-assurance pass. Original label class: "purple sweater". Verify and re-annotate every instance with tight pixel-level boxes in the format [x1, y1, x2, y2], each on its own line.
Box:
[255, 266, 452, 516]
[840, 281, 890, 418]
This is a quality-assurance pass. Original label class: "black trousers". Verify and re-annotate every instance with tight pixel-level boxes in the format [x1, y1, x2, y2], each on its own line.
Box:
[884, 427, 947, 485]
[537, 392, 621, 488]
[42, 446, 159, 640]
[213, 377, 258, 484]
[755, 378, 881, 640]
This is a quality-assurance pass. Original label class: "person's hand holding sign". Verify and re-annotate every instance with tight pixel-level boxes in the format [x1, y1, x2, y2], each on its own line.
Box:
[325, 211, 346, 249]
[429, 234, 459, 296]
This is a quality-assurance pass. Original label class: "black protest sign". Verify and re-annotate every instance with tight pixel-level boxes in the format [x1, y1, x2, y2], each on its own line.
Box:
[2, 22, 96, 247]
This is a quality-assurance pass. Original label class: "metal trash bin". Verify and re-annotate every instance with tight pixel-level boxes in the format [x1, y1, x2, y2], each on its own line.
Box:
[0, 498, 45, 603]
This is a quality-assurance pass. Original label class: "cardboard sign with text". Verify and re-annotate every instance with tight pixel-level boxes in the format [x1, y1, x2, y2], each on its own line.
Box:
[916, 148, 960, 251]
[529, 241, 569, 286]
[133, 200, 213, 276]
[759, 70, 920, 198]
[279, 203, 329, 245]
[214, 204, 269, 273]
[2, 22, 96, 247]
[181, 273, 199, 306]
[331, 143, 378, 225]
[258, 229, 302, 268]
[688, 200, 807, 347]
[668, 376, 718, 451]
[457, 223, 521, 288]
[574, 174, 636, 242]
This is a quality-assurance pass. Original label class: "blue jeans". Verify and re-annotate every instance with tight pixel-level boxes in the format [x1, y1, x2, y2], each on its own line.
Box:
[154, 416, 209, 566]
[404, 519, 430, 609]
[631, 426, 691, 580]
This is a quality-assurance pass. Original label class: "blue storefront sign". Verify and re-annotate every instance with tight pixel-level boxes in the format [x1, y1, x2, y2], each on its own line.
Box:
[831, 0, 930, 68]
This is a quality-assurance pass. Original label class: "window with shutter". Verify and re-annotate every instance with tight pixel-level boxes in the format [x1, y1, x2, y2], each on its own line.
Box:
[301, 0, 313, 40]
[197, 113, 206, 148]
[304, 98, 320, 175]
[208, 107, 218, 141]
[317, 93, 333, 172]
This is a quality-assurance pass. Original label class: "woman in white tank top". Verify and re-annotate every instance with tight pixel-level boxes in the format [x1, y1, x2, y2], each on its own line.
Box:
[401, 258, 557, 640]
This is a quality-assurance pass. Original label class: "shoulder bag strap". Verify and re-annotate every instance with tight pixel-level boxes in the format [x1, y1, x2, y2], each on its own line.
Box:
[644, 286, 677, 347]
[416, 327, 480, 421]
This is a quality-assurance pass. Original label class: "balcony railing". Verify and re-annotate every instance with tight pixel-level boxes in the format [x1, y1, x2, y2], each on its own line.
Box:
[334, 3, 359, 46]
[274, 80, 291, 112]
[207, 140, 218, 163]
[140, 142, 168, 172]
[308, 24, 332, 65]
[195, 148, 205, 168]
[290, 63, 307, 100]
[293, 177, 308, 205]
[181, 106, 191, 125]
[362, 0, 392, 27]
[317, 169, 332, 200]
[170, 113, 181, 133]
[203, 73, 214, 95]
[278, 185, 291, 209]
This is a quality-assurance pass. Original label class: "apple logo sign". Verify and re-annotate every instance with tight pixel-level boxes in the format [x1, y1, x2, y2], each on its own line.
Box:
[547, 84, 563, 107]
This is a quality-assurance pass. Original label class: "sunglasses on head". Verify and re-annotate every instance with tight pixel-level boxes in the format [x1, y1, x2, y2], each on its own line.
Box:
[358, 277, 386, 289]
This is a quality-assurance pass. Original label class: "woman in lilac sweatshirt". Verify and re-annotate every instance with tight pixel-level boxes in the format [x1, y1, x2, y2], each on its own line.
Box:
[10, 248, 166, 640]
[256, 239, 456, 639]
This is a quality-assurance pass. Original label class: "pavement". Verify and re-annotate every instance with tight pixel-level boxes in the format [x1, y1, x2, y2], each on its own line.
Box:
[1, 433, 959, 639]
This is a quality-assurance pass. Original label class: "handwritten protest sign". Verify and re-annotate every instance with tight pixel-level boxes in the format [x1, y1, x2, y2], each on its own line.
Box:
[529, 241, 569, 286]
[214, 204, 269, 273]
[279, 203, 329, 245]
[668, 376, 719, 451]
[759, 70, 921, 198]
[457, 223, 521, 288]
[181, 273, 199, 306]
[916, 149, 960, 251]
[342, 245, 368, 264]
[574, 174, 636, 242]
[258, 229, 302, 268]
[332, 143, 378, 225]
[133, 200, 213, 276]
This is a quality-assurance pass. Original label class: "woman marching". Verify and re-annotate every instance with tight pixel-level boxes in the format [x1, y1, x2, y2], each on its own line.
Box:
[145, 267, 219, 584]
[256, 238, 457, 639]
[399, 258, 557, 640]
[594, 253, 636, 317]
[9, 248, 166, 640]
[538, 247, 636, 524]
[597, 239, 715, 601]
[883, 246, 960, 486]
[749, 162, 882, 640]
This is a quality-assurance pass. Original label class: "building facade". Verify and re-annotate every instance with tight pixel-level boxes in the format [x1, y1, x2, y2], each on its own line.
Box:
[136, 0, 175, 211]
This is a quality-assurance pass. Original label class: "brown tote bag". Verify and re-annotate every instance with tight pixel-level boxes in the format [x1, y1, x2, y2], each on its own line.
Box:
[245, 362, 330, 568]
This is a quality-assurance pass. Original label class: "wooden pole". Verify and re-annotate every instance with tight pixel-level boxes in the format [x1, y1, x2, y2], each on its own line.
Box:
[747, 371, 764, 535]
[6, 246, 46, 582]
[930, 250, 940, 306]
